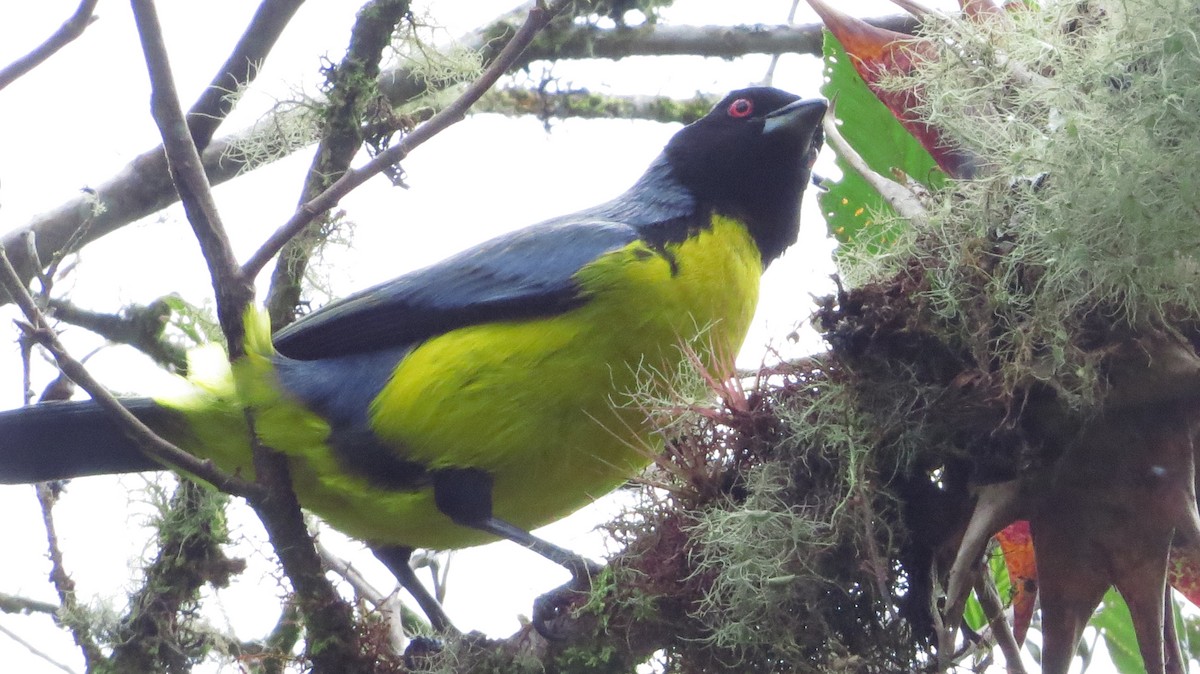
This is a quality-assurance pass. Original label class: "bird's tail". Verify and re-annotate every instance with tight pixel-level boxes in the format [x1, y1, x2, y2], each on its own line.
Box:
[0, 310, 283, 486]
[0, 397, 183, 484]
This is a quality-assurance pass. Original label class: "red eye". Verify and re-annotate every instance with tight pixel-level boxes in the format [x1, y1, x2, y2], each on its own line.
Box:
[728, 98, 753, 118]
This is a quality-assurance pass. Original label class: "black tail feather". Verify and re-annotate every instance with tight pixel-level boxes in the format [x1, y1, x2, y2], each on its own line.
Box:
[0, 398, 174, 483]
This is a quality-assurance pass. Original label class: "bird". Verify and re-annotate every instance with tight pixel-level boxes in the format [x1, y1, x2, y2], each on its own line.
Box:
[0, 87, 825, 633]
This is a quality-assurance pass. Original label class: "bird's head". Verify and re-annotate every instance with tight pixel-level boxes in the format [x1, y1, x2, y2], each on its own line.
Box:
[665, 87, 826, 265]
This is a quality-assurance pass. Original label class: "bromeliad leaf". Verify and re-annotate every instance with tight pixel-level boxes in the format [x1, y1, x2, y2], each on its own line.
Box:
[809, 0, 977, 179]
[817, 29, 940, 254]
[995, 520, 1036, 645]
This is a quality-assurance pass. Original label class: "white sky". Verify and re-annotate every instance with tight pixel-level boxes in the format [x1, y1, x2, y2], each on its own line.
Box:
[0, 1, 1101, 673]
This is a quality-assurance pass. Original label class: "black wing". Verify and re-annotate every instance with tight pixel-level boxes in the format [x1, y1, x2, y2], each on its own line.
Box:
[272, 218, 640, 360]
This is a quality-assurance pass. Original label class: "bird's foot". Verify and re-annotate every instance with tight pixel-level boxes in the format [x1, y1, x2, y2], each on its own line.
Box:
[531, 561, 604, 640]
[403, 635, 443, 669]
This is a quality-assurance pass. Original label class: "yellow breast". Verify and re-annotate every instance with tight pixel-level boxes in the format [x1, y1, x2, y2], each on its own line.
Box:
[348, 213, 764, 548]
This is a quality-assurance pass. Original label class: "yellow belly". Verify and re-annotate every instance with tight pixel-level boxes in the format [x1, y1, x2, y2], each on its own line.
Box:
[211, 214, 763, 550]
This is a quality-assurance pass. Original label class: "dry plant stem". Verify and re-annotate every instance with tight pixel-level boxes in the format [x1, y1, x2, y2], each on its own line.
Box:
[973, 566, 1028, 674]
[242, 0, 592, 278]
[761, 0, 803, 86]
[0, 247, 257, 497]
[0, 0, 98, 91]
[821, 104, 929, 224]
[317, 540, 409, 652]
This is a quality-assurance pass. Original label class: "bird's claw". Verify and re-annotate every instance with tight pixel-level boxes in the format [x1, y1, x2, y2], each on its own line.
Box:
[403, 635, 443, 669]
[531, 562, 603, 640]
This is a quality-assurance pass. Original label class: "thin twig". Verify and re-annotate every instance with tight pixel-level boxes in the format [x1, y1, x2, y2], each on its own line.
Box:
[761, 0, 802, 86]
[0, 0, 99, 92]
[822, 99, 930, 225]
[241, 0, 574, 279]
[35, 482, 102, 669]
[0, 621, 79, 674]
[316, 540, 411, 653]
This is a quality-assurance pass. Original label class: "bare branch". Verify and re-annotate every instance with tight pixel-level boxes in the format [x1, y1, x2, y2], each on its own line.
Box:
[242, 0, 576, 279]
[822, 102, 930, 225]
[130, 0, 248, 345]
[129, 2, 376, 670]
[0, 0, 98, 92]
[187, 0, 307, 148]
[317, 540, 410, 653]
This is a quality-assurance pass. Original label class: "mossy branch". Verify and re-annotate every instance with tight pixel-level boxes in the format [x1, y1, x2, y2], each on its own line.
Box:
[264, 0, 412, 331]
[47, 297, 189, 374]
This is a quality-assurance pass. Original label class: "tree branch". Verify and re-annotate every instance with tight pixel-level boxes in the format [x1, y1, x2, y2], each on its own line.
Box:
[129, 2, 377, 671]
[0, 246, 258, 497]
[34, 482, 103, 671]
[241, 0, 576, 280]
[131, 0, 247, 344]
[0, 14, 913, 309]
[0, 593, 59, 617]
[0, 622, 78, 674]
[476, 86, 720, 124]
[186, 0, 306, 149]
[516, 16, 916, 64]
[47, 298, 188, 373]
[0, 0, 98, 92]
[265, 0, 414, 330]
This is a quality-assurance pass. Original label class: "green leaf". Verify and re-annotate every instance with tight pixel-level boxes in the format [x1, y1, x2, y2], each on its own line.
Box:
[1092, 589, 1144, 674]
[963, 592, 986, 632]
[818, 30, 942, 254]
[961, 547, 1013, 633]
[1182, 601, 1200, 662]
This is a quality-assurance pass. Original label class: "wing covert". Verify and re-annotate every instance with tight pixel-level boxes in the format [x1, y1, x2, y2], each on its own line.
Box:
[272, 218, 639, 360]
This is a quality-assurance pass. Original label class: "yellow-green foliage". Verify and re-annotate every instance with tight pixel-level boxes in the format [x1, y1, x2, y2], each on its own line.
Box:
[864, 0, 1200, 402]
